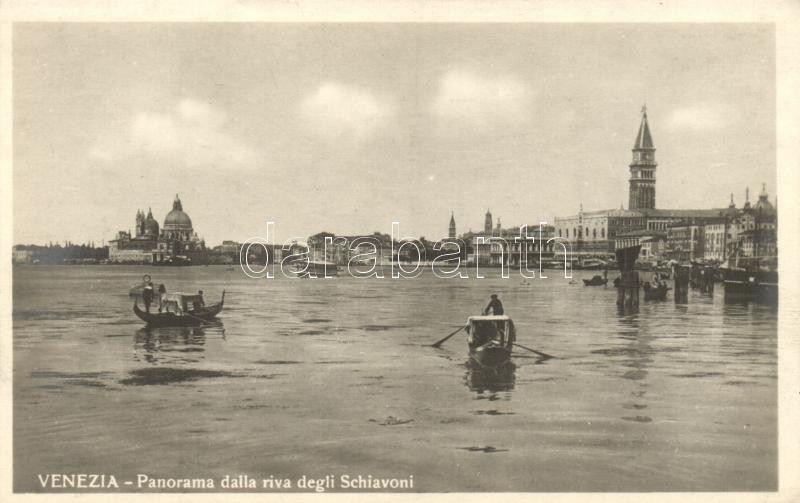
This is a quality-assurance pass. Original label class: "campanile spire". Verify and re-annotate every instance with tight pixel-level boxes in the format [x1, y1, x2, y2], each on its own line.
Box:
[628, 105, 657, 210]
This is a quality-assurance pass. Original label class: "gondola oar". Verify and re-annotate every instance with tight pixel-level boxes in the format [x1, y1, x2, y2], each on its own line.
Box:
[431, 325, 465, 348]
[512, 342, 554, 359]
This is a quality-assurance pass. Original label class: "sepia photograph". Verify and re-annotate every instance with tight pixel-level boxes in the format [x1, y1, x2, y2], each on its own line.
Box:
[1, 1, 799, 500]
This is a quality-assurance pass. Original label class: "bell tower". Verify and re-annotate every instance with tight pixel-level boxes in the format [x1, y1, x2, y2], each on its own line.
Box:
[449, 212, 456, 238]
[484, 209, 493, 233]
[628, 105, 657, 210]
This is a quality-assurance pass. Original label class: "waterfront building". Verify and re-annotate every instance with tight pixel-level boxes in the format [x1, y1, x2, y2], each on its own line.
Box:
[219, 240, 240, 255]
[297, 232, 396, 265]
[554, 106, 739, 254]
[728, 185, 777, 260]
[461, 221, 557, 267]
[109, 194, 206, 264]
[666, 224, 705, 262]
[12, 245, 35, 264]
[703, 220, 728, 262]
[613, 229, 667, 263]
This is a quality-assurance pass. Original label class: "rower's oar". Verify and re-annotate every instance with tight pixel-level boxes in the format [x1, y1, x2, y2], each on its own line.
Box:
[512, 342, 554, 359]
[432, 325, 465, 348]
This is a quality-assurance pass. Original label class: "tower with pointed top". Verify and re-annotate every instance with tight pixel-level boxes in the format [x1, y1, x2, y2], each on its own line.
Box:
[449, 212, 456, 238]
[628, 105, 657, 210]
[135, 209, 145, 237]
[484, 209, 493, 233]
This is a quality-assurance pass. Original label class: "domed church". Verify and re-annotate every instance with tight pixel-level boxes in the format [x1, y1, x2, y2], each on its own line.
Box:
[163, 194, 195, 241]
[109, 194, 205, 263]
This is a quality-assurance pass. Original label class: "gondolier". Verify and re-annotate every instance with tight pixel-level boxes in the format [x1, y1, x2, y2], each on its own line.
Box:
[483, 294, 504, 316]
[141, 280, 155, 313]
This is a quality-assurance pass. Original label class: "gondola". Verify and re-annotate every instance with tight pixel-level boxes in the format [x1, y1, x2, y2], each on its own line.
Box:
[582, 275, 608, 286]
[134, 291, 225, 327]
[465, 315, 515, 368]
[643, 283, 670, 301]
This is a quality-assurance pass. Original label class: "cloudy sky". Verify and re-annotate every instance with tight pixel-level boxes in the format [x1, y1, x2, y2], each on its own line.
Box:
[13, 23, 774, 245]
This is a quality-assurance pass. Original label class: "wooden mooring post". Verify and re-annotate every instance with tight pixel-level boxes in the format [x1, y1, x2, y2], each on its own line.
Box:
[674, 264, 690, 303]
[616, 270, 640, 307]
[615, 245, 641, 308]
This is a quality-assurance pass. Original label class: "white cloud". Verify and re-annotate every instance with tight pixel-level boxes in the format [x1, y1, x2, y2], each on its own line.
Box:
[299, 82, 394, 142]
[89, 98, 256, 167]
[666, 105, 723, 132]
[430, 70, 532, 132]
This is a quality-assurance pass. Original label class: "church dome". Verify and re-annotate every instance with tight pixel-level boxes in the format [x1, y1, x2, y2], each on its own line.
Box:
[753, 184, 775, 214]
[163, 194, 193, 230]
[754, 196, 775, 214]
[164, 209, 192, 228]
[144, 208, 160, 236]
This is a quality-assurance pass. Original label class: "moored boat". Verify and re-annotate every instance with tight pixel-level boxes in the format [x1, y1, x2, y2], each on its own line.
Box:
[721, 257, 777, 303]
[582, 275, 608, 286]
[465, 315, 515, 368]
[643, 282, 670, 301]
[134, 291, 225, 327]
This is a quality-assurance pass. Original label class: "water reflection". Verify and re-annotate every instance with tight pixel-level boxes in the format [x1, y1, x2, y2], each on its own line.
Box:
[133, 326, 219, 364]
[463, 360, 516, 394]
[723, 289, 778, 309]
[616, 309, 653, 423]
[616, 304, 639, 317]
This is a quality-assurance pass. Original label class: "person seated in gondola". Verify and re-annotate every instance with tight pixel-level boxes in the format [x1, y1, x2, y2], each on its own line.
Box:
[196, 290, 205, 307]
[469, 320, 499, 348]
[158, 284, 167, 312]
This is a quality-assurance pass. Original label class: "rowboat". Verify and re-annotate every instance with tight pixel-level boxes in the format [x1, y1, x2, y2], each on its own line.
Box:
[643, 282, 670, 301]
[582, 275, 608, 286]
[466, 315, 516, 368]
[134, 291, 225, 327]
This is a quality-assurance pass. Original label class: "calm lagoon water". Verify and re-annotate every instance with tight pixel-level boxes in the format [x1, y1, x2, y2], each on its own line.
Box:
[13, 265, 777, 492]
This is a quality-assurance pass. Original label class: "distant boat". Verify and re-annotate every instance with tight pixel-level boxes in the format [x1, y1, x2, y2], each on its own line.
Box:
[465, 315, 515, 368]
[643, 282, 670, 301]
[580, 258, 606, 270]
[134, 291, 225, 327]
[292, 260, 338, 277]
[582, 275, 608, 286]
